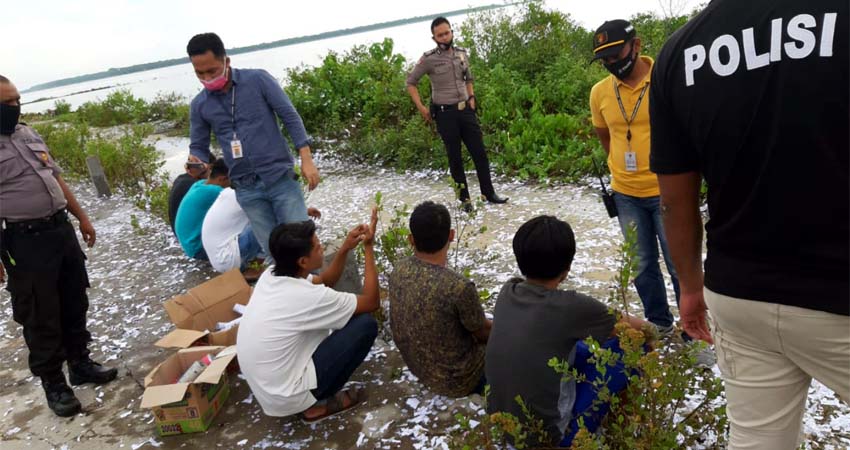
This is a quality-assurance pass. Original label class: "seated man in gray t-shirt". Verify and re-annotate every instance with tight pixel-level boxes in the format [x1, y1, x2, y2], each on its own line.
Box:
[486, 216, 648, 447]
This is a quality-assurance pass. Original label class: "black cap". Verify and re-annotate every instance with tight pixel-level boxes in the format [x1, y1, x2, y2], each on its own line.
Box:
[591, 19, 636, 61]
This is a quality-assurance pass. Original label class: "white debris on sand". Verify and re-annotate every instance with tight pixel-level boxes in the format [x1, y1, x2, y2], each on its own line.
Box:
[0, 151, 847, 449]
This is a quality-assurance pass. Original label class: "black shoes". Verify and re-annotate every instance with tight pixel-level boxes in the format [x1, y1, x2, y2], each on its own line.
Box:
[42, 375, 81, 417]
[40, 358, 116, 417]
[69, 358, 118, 386]
[484, 194, 509, 204]
[459, 193, 508, 212]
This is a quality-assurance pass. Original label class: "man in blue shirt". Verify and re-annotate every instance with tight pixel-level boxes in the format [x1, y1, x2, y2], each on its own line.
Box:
[185, 32, 320, 257]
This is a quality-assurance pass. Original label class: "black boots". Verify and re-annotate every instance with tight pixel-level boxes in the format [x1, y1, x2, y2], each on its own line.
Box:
[459, 193, 509, 212]
[484, 194, 509, 204]
[68, 358, 118, 386]
[42, 375, 81, 417]
[41, 359, 117, 417]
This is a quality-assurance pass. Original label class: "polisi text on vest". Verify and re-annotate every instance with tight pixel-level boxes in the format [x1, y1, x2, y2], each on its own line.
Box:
[684, 13, 838, 86]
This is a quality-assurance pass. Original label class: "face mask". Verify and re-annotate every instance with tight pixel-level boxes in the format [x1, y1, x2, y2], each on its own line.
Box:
[434, 36, 453, 51]
[0, 104, 20, 135]
[200, 61, 228, 91]
[603, 45, 638, 80]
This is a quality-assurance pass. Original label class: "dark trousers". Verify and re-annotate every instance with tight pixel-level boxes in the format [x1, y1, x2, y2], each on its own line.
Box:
[1, 217, 91, 378]
[310, 314, 378, 401]
[433, 106, 496, 201]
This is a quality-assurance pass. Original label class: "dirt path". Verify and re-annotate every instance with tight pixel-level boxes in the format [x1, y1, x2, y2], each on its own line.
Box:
[1, 156, 847, 449]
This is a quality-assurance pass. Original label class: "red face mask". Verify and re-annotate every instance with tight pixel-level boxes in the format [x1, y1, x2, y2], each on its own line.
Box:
[200, 62, 228, 91]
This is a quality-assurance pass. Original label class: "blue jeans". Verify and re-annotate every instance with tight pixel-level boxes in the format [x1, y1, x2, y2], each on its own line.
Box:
[613, 192, 680, 328]
[232, 171, 308, 260]
[237, 224, 262, 271]
[561, 338, 634, 447]
[310, 314, 378, 401]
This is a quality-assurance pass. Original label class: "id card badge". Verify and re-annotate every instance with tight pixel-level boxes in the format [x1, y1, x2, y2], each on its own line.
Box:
[230, 139, 243, 159]
[624, 151, 638, 172]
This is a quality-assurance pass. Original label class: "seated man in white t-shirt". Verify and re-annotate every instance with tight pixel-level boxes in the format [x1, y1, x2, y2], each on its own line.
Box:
[236, 208, 380, 422]
[201, 188, 262, 274]
[202, 188, 322, 278]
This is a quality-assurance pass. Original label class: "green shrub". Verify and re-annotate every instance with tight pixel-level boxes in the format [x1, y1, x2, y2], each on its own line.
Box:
[74, 90, 149, 126]
[32, 122, 91, 177]
[285, 1, 690, 182]
[33, 122, 165, 212]
[53, 99, 72, 116]
[64, 89, 189, 131]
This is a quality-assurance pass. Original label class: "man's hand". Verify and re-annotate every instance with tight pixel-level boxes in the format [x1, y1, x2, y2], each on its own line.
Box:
[307, 207, 322, 219]
[79, 217, 96, 248]
[300, 156, 320, 191]
[363, 207, 379, 246]
[418, 105, 431, 123]
[468, 97, 476, 111]
[186, 155, 209, 177]
[341, 224, 367, 252]
[0, 262, 5, 284]
[680, 290, 713, 344]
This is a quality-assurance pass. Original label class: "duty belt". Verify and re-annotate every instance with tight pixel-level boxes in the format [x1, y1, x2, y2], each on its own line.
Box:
[432, 101, 468, 112]
[2, 209, 69, 233]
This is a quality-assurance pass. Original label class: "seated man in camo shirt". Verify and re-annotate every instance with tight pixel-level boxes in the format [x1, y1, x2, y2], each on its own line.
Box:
[388, 201, 492, 397]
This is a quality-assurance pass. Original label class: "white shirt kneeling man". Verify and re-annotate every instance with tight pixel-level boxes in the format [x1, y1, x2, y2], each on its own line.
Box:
[236, 209, 380, 422]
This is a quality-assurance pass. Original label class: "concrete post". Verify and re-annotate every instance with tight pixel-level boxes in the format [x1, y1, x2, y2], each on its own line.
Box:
[86, 155, 112, 197]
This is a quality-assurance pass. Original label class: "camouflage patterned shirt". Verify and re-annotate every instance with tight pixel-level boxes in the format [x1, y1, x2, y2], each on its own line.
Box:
[388, 256, 486, 397]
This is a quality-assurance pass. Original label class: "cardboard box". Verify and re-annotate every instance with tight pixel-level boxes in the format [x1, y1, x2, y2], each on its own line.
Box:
[155, 270, 252, 349]
[141, 346, 237, 436]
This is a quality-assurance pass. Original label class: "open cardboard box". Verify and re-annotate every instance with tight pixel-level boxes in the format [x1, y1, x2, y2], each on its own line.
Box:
[141, 346, 237, 436]
[155, 270, 252, 349]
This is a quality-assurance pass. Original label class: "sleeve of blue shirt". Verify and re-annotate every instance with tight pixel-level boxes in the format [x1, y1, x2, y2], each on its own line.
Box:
[257, 69, 313, 150]
[189, 96, 212, 163]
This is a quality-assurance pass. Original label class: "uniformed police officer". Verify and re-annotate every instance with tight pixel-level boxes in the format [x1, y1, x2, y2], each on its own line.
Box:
[0, 75, 117, 417]
[406, 16, 507, 209]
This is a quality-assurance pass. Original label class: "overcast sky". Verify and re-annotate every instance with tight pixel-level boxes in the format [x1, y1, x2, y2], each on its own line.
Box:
[3, 0, 697, 89]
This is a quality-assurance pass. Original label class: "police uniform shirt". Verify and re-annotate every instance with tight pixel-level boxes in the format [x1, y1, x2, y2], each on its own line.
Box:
[406, 46, 474, 105]
[0, 125, 67, 221]
[649, 0, 849, 315]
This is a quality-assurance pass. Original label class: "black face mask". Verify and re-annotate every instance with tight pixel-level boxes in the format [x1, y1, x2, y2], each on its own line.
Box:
[0, 103, 20, 135]
[436, 38, 453, 51]
[604, 46, 638, 80]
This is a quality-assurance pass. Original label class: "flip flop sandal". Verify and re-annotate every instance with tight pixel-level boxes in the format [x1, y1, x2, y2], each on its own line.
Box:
[301, 385, 367, 424]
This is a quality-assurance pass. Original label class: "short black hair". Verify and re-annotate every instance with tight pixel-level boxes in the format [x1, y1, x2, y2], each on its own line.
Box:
[209, 157, 228, 178]
[269, 220, 317, 277]
[409, 201, 451, 253]
[0, 75, 9, 84]
[431, 16, 451, 34]
[187, 33, 226, 58]
[512, 216, 576, 280]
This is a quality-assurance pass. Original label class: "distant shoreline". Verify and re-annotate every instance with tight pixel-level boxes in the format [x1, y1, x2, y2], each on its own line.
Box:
[22, 3, 512, 95]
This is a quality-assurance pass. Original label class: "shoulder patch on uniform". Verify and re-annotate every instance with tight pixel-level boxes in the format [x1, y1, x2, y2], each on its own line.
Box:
[424, 48, 438, 57]
[455, 46, 468, 53]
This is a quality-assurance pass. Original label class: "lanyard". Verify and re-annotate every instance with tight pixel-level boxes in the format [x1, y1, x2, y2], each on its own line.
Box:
[612, 77, 649, 146]
[230, 85, 237, 140]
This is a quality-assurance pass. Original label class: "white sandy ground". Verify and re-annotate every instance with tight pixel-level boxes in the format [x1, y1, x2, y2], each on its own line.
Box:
[0, 144, 847, 449]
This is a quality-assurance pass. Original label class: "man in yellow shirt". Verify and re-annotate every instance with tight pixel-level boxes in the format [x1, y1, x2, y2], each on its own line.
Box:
[589, 20, 681, 338]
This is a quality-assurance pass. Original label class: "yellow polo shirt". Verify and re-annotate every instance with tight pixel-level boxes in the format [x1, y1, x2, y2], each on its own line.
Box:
[589, 56, 659, 198]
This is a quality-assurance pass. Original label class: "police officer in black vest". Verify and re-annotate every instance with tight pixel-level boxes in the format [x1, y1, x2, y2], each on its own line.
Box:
[0, 75, 117, 417]
[407, 16, 507, 210]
